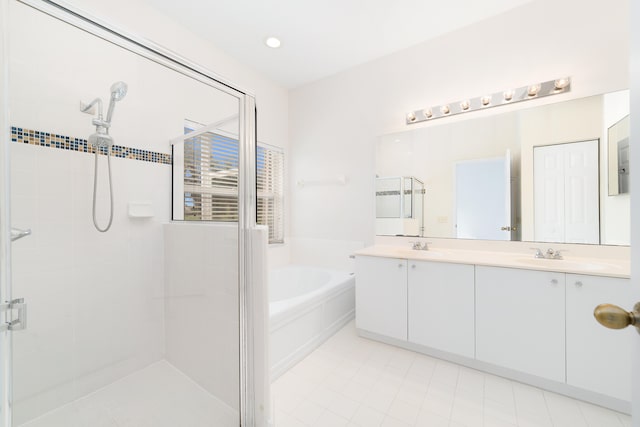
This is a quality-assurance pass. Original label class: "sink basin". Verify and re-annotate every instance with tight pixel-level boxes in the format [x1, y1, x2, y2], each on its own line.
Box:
[515, 257, 612, 272]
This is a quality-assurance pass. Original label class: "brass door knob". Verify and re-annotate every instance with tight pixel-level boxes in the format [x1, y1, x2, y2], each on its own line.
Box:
[594, 303, 640, 334]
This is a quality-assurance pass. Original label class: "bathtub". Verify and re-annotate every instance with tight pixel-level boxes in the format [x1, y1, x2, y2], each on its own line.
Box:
[269, 265, 355, 380]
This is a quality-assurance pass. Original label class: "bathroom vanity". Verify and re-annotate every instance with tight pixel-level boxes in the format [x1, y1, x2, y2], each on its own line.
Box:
[354, 246, 632, 412]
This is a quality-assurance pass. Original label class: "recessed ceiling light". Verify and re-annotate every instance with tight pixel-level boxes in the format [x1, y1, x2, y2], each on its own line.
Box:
[265, 37, 281, 49]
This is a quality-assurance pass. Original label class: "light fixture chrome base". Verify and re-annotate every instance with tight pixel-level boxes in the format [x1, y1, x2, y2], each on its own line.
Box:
[406, 77, 571, 125]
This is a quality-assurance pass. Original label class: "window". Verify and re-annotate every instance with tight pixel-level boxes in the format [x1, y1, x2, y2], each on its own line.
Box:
[176, 121, 284, 243]
[257, 143, 284, 244]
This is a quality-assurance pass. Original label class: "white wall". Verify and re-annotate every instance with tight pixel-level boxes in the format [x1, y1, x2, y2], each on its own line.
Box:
[289, 0, 629, 250]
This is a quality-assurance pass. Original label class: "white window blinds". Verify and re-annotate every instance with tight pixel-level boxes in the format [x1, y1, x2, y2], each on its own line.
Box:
[184, 131, 239, 221]
[179, 126, 284, 244]
[257, 144, 284, 244]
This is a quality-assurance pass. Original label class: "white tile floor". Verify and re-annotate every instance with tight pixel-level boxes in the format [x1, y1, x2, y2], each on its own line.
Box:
[20, 360, 238, 427]
[272, 321, 631, 427]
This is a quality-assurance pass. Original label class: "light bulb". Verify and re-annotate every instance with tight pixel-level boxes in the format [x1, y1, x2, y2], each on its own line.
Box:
[503, 90, 515, 101]
[527, 84, 541, 97]
[481, 96, 492, 106]
[440, 105, 450, 115]
[460, 100, 470, 111]
[554, 77, 570, 90]
[423, 109, 433, 119]
[407, 112, 417, 122]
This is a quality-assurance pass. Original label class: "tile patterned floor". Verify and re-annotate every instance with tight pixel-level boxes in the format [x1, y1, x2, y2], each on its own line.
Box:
[272, 321, 631, 427]
[20, 361, 238, 427]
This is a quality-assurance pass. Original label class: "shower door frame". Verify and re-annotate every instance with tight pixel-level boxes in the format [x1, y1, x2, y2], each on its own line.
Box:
[0, 0, 259, 425]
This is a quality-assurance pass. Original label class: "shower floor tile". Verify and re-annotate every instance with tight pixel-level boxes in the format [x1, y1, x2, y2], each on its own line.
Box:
[20, 360, 238, 427]
[272, 320, 632, 427]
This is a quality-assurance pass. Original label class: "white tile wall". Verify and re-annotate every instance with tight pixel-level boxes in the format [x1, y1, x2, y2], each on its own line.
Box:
[272, 321, 631, 427]
[11, 144, 169, 425]
[163, 223, 240, 411]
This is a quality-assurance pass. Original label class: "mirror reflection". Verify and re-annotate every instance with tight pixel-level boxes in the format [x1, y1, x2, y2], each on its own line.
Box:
[376, 90, 630, 245]
[375, 176, 425, 236]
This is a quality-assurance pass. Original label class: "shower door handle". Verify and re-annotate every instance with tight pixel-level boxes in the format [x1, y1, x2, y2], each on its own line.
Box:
[0, 298, 27, 332]
[11, 227, 31, 242]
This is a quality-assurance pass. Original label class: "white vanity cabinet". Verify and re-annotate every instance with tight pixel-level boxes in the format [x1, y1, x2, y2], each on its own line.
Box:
[566, 274, 633, 401]
[407, 260, 475, 358]
[475, 266, 566, 382]
[355, 255, 407, 340]
[354, 248, 631, 411]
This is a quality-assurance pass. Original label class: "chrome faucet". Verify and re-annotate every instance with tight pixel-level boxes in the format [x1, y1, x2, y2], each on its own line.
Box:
[410, 241, 429, 251]
[530, 247, 564, 259]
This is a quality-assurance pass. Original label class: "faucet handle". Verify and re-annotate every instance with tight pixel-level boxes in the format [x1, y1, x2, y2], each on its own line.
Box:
[552, 250, 566, 259]
[422, 242, 432, 250]
[529, 247, 544, 258]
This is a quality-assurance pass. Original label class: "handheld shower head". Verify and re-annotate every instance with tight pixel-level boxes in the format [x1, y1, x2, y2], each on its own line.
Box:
[106, 81, 128, 123]
[110, 81, 128, 101]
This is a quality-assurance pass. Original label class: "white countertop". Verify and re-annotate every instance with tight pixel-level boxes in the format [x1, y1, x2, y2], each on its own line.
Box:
[354, 245, 631, 279]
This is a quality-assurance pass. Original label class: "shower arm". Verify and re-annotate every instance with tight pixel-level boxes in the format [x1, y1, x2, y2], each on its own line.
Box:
[80, 98, 111, 130]
[80, 97, 103, 118]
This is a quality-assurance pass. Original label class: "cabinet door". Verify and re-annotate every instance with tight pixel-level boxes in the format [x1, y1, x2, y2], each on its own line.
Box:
[476, 266, 565, 382]
[355, 256, 407, 340]
[408, 260, 475, 358]
[566, 274, 632, 401]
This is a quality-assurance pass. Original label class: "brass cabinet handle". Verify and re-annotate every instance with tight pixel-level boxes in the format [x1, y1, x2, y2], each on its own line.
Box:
[594, 303, 640, 334]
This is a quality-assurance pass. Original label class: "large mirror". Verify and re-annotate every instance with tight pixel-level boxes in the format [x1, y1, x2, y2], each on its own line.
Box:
[376, 90, 630, 245]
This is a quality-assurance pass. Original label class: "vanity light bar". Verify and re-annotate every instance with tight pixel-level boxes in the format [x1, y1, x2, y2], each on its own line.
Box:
[406, 77, 571, 125]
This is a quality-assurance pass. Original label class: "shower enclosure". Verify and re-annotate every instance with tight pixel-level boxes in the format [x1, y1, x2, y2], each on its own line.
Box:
[0, 1, 266, 426]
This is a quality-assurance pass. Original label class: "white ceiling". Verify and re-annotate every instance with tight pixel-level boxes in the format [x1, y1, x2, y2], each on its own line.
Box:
[146, 0, 533, 89]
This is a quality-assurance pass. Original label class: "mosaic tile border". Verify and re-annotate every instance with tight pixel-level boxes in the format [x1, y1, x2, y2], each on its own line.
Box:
[10, 126, 172, 165]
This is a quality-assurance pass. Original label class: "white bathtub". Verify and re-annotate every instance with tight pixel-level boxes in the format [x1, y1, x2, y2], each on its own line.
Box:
[269, 265, 355, 380]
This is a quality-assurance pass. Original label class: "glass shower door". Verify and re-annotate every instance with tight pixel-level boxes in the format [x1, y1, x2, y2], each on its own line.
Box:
[1, 1, 262, 426]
